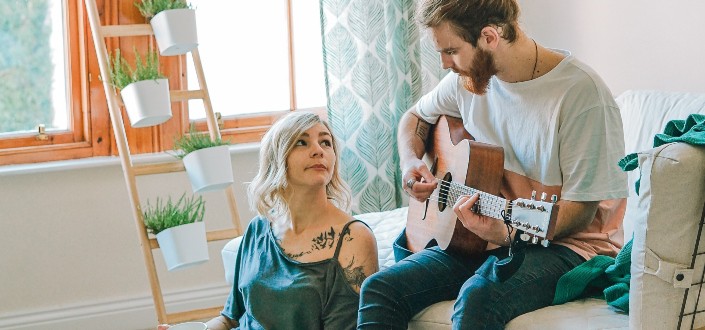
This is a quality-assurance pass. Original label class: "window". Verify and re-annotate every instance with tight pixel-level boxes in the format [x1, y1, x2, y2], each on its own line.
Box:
[0, 0, 95, 165]
[186, 0, 326, 141]
[0, 0, 326, 166]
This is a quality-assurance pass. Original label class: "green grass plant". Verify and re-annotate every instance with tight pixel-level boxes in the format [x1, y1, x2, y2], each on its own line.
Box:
[173, 129, 229, 159]
[109, 48, 165, 90]
[135, 0, 191, 19]
[143, 193, 205, 235]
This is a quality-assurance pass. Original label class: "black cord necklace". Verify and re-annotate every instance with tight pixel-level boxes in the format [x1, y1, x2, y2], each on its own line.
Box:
[530, 39, 538, 80]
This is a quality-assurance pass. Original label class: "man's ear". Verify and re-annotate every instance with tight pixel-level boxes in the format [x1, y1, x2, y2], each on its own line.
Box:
[479, 26, 501, 50]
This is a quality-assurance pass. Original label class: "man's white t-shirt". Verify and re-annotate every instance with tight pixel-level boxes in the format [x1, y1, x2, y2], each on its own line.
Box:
[415, 50, 628, 259]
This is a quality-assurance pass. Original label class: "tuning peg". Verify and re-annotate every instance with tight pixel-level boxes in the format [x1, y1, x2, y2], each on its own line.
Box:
[541, 240, 550, 247]
[531, 191, 537, 200]
[532, 236, 539, 244]
[551, 194, 558, 203]
[520, 233, 530, 241]
[541, 192, 547, 201]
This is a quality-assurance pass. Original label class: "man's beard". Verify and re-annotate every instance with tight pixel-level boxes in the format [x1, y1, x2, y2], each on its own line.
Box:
[459, 47, 498, 95]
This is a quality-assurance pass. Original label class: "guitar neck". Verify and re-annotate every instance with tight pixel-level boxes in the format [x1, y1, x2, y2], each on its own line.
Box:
[441, 180, 509, 220]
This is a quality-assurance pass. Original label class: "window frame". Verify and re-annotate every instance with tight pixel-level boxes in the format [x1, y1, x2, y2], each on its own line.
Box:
[0, 0, 99, 165]
[0, 0, 325, 166]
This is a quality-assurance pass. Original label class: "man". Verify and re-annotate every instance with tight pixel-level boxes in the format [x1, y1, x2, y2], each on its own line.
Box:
[357, 0, 628, 329]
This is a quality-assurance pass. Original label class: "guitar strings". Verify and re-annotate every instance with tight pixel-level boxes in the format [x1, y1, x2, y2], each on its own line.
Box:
[427, 178, 507, 218]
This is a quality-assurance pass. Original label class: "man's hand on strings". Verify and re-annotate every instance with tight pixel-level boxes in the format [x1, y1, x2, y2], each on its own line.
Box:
[454, 193, 511, 246]
[402, 158, 437, 202]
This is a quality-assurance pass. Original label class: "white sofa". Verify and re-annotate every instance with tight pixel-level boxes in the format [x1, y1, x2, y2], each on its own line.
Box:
[223, 90, 705, 329]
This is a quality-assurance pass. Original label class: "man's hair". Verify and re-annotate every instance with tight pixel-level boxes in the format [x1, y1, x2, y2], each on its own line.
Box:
[248, 111, 351, 221]
[416, 0, 520, 47]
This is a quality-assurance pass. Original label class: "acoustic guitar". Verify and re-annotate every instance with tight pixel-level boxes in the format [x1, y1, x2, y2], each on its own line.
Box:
[405, 116, 558, 257]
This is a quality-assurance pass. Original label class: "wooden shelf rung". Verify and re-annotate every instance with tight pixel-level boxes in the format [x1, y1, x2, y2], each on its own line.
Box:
[171, 89, 206, 102]
[166, 306, 222, 324]
[133, 161, 185, 176]
[205, 228, 241, 242]
[149, 228, 241, 249]
[100, 24, 153, 37]
[114, 90, 204, 107]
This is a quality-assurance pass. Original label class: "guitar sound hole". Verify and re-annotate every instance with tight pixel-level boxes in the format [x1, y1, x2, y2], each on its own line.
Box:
[438, 172, 452, 211]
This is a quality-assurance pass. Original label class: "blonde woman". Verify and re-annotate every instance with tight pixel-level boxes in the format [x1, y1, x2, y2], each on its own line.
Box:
[162, 111, 378, 329]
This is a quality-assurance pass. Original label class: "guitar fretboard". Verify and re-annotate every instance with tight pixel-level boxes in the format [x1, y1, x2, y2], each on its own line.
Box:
[438, 179, 508, 220]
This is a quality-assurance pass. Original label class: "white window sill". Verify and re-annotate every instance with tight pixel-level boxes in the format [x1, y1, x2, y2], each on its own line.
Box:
[0, 142, 260, 177]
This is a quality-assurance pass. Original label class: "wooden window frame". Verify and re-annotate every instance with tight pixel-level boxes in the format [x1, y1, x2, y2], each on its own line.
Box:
[0, 0, 325, 166]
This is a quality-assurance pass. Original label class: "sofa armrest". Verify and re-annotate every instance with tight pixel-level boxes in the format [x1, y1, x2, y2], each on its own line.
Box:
[630, 143, 705, 329]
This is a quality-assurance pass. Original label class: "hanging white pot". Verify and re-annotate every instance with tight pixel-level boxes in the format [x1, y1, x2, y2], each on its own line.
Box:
[156, 221, 209, 271]
[182, 145, 234, 193]
[120, 78, 172, 128]
[150, 8, 198, 56]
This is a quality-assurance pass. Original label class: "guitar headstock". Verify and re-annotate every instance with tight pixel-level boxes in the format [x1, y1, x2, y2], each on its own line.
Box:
[508, 192, 558, 246]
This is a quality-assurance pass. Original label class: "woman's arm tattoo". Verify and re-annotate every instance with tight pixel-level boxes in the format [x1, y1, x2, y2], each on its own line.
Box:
[342, 256, 367, 289]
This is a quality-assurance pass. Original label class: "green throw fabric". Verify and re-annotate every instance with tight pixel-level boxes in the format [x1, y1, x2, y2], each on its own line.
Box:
[618, 113, 705, 194]
[553, 239, 632, 313]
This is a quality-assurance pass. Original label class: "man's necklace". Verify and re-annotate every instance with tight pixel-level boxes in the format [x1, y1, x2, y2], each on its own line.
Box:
[531, 39, 538, 80]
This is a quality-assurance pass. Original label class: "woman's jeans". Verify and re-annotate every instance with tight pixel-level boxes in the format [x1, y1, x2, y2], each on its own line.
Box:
[357, 229, 585, 330]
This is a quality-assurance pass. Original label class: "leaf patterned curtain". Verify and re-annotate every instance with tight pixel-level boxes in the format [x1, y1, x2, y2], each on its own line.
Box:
[320, 0, 448, 214]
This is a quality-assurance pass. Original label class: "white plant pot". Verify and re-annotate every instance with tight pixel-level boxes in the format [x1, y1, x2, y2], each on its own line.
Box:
[156, 221, 209, 272]
[183, 145, 234, 193]
[150, 8, 198, 56]
[120, 78, 172, 128]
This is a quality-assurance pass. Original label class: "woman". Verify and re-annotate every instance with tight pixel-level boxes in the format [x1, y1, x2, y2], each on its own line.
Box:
[162, 112, 378, 329]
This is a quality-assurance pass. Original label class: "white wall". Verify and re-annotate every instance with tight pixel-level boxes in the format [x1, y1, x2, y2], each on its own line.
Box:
[2, 1, 705, 329]
[518, 0, 705, 95]
[0, 149, 259, 330]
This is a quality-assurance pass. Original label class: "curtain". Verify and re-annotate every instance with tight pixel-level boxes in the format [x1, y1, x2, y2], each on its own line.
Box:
[320, 0, 448, 214]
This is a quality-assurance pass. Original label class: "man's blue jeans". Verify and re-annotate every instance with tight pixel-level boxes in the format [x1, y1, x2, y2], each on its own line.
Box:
[357, 229, 584, 330]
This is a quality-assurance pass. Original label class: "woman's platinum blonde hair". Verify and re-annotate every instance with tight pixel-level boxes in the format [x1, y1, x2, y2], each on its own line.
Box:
[248, 111, 351, 221]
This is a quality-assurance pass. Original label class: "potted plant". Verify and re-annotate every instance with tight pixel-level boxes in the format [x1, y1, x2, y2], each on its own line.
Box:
[143, 193, 208, 271]
[110, 48, 172, 128]
[136, 0, 198, 56]
[174, 130, 233, 193]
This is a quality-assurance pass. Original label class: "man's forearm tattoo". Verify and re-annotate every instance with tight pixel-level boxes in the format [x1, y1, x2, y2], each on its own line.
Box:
[415, 120, 430, 142]
[342, 256, 367, 289]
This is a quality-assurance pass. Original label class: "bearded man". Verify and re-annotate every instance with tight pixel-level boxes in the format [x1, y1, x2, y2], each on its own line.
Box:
[357, 0, 628, 329]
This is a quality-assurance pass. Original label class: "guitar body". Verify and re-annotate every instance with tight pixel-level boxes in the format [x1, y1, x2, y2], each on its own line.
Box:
[406, 116, 505, 257]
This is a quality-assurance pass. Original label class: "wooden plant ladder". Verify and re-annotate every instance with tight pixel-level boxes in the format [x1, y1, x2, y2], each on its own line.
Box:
[84, 0, 243, 324]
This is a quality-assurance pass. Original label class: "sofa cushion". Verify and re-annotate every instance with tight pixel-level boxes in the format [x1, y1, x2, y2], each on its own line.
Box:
[617, 90, 705, 154]
[405, 298, 628, 330]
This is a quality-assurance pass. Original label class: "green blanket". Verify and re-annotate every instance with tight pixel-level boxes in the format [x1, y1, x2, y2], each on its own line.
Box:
[553, 239, 632, 312]
[618, 113, 705, 193]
